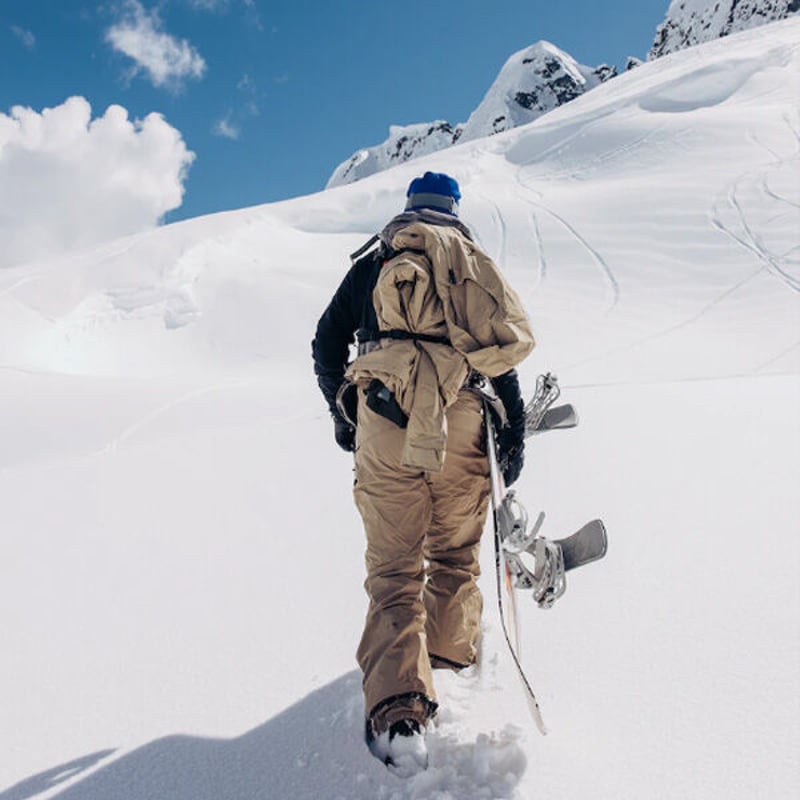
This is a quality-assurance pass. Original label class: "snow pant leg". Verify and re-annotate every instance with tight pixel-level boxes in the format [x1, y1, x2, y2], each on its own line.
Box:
[353, 393, 435, 716]
[424, 391, 490, 667]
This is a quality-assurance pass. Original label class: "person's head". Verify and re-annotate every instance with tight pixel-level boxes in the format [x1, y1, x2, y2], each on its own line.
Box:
[405, 172, 461, 216]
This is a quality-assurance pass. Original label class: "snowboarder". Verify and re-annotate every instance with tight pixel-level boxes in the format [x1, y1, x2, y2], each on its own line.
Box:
[311, 171, 534, 776]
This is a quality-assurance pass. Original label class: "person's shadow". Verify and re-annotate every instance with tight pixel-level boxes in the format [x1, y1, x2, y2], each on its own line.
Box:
[4, 670, 526, 800]
[2, 672, 383, 800]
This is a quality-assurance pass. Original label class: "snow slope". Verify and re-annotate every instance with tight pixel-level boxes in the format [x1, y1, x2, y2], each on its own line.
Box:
[1, 18, 799, 800]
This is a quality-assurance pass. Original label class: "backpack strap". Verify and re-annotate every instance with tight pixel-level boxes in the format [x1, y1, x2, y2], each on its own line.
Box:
[350, 234, 380, 262]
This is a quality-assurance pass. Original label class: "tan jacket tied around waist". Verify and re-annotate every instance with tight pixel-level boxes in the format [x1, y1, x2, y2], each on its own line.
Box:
[346, 222, 535, 472]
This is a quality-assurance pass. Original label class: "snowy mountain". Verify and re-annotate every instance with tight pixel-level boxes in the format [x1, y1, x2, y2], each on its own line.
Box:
[2, 17, 799, 800]
[326, 120, 462, 190]
[326, 42, 615, 188]
[649, 0, 800, 59]
[458, 41, 616, 143]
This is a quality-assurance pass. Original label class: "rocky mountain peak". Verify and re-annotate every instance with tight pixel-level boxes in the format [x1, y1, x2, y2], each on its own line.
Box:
[458, 41, 615, 144]
[649, 0, 799, 60]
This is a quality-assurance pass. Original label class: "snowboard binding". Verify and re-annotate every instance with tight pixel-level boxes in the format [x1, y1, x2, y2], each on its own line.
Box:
[497, 490, 607, 609]
[497, 492, 567, 609]
[524, 372, 561, 436]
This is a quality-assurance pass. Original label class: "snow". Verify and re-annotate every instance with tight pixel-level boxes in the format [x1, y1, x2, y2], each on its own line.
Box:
[2, 18, 799, 800]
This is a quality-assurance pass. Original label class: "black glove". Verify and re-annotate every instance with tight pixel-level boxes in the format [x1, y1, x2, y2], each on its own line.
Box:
[497, 426, 524, 486]
[491, 369, 526, 487]
[333, 415, 356, 452]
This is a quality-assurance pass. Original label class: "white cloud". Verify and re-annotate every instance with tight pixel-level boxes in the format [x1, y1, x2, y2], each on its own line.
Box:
[11, 25, 36, 49]
[212, 116, 239, 140]
[186, 0, 231, 9]
[106, 1, 206, 90]
[0, 96, 195, 268]
[237, 73, 254, 92]
[185, 0, 259, 20]
[236, 73, 260, 118]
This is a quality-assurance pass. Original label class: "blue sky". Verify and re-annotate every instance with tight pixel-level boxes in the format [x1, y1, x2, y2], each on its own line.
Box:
[1, 1, 671, 225]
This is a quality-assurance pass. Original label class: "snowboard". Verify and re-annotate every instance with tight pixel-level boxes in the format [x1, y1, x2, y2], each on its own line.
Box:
[484, 374, 608, 735]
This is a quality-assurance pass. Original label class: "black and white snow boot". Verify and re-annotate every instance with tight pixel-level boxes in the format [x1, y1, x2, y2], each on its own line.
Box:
[366, 717, 428, 778]
[364, 692, 436, 778]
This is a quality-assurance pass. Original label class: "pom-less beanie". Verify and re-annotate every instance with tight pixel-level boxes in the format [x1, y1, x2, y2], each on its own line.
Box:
[405, 172, 461, 215]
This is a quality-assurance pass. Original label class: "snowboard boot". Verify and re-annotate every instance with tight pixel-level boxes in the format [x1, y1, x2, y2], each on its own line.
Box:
[365, 692, 437, 778]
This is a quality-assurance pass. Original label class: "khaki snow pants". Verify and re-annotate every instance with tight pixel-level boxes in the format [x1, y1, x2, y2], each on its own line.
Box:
[353, 388, 491, 717]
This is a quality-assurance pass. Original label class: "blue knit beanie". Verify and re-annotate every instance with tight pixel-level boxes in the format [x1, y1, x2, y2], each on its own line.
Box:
[405, 171, 461, 215]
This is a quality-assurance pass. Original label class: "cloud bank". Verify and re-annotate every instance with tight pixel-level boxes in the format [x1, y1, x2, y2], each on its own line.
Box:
[0, 96, 195, 268]
[106, 1, 206, 89]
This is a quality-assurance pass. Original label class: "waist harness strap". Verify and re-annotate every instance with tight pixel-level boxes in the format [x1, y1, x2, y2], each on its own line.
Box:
[358, 328, 451, 346]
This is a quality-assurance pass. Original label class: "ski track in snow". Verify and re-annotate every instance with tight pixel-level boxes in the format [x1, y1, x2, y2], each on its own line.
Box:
[509, 108, 618, 183]
[710, 119, 800, 294]
[94, 381, 314, 455]
[468, 189, 509, 270]
[528, 210, 547, 288]
[566, 116, 800, 372]
[95, 381, 252, 454]
[522, 197, 621, 313]
[754, 337, 800, 373]
[713, 179, 800, 293]
[0, 273, 46, 300]
[0, 278, 58, 324]
[522, 119, 675, 184]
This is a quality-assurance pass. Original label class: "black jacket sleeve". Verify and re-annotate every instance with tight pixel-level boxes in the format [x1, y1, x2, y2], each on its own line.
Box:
[312, 269, 357, 416]
[312, 255, 376, 416]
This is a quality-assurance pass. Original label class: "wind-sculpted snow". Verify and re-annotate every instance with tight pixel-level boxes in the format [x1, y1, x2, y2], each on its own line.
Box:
[637, 58, 768, 113]
[1, 19, 799, 800]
